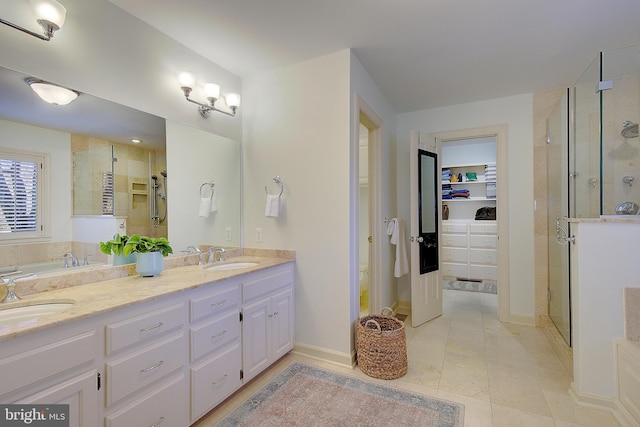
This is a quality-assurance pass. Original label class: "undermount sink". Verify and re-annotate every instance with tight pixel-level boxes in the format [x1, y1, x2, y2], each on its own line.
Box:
[0, 302, 74, 327]
[205, 262, 259, 271]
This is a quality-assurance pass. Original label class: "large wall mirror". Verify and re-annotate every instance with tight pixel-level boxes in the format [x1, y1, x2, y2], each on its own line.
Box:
[0, 65, 241, 267]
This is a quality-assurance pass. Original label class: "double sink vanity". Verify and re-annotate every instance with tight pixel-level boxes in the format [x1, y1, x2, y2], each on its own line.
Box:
[0, 253, 294, 426]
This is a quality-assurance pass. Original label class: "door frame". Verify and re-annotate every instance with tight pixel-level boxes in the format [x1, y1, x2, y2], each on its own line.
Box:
[352, 95, 383, 321]
[432, 125, 510, 322]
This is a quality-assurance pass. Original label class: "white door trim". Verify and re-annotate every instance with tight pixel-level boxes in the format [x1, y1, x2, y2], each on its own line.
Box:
[432, 125, 510, 322]
[353, 95, 383, 318]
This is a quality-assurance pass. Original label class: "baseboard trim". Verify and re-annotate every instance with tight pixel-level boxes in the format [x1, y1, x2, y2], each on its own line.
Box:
[612, 399, 639, 427]
[396, 300, 410, 316]
[569, 382, 617, 411]
[507, 313, 535, 326]
[540, 315, 573, 377]
[292, 343, 354, 368]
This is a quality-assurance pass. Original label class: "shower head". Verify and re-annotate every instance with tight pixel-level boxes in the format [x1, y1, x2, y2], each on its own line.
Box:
[160, 170, 167, 178]
[621, 121, 639, 138]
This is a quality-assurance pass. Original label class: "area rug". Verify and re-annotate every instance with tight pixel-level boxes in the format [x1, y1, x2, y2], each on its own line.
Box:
[443, 279, 497, 294]
[215, 361, 464, 427]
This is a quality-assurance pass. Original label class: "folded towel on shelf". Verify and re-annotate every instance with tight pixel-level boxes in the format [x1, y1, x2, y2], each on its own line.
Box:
[451, 191, 470, 198]
[451, 189, 470, 194]
[386, 218, 409, 278]
[198, 196, 212, 217]
[265, 194, 280, 217]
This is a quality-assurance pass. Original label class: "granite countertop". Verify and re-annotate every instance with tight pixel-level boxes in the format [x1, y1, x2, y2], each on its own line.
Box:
[568, 216, 640, 223]
[0, 256, 292, 342]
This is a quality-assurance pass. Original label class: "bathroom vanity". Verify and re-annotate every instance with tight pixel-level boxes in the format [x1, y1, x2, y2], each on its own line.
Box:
[0, 258, 294, 426]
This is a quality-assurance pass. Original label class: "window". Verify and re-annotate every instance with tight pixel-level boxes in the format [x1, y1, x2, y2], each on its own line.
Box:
[0, 150, 46, 241]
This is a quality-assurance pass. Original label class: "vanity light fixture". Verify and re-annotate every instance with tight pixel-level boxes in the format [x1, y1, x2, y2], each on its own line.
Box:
[0, 0, 66, 41]
[178, 72, 240, 118]
[26, 78, 79, 105]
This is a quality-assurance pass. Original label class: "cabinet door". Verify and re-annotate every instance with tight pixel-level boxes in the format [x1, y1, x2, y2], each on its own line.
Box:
[242, 296, 271, 382]
[17, 370, 98, 427]
[271, 288, 294, 360]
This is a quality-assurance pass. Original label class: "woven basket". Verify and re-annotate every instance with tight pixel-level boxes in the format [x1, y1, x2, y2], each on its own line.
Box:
[356, 308, 407, 380]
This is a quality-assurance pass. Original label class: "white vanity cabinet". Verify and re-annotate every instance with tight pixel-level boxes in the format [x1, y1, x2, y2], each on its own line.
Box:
[0, 321, 101, 427]
[441, 220, 497, 282]
[103, 298, 189, 427]
[189, 279, 242, 423]
[242, 264, 294, 382]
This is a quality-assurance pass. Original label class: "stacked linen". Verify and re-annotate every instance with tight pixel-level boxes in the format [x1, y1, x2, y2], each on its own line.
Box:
[451, 189, 470, 198]
[442, 184, 453, 199]
[484, 164, 496, 181]
[442, 169, 452, 182]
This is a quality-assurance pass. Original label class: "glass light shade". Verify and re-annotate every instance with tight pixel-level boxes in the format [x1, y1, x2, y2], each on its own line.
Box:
[29, 81, 78, 105]
[204, 83, 221, 100]
[178, 72, 195, 89]
[30, 0, 66, 28]
[225, 93, 241, 108]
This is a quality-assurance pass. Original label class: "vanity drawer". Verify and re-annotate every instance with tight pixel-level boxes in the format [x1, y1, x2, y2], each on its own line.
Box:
[469, 223, 497, 235]
[190, 309, 240, 362]
[441, 222, 467, 234]
[469, 249, 497, 265]
[469, 265, 497, 281]
[190, 283, 241, 323]
[441, 247, 467, 263]
[105, 373, 188, 427]
[243, 267, 293, 302]
[441, 234, 467, 248]
[469, 235, 497, 249]
[105, 332, 187, 406]
[191, 343, 242, 422]
[106, 302, 185, 355]
[442, 263, 467, 278]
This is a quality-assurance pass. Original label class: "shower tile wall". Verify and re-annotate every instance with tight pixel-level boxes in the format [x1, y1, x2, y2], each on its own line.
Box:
[602, 75, 640, 214]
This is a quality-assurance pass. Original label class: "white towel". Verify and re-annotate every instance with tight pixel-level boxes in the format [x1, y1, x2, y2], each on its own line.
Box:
[210, 192, 218, 213]
[387, 218, 409, 277]
[265, 194, 280, 217]
[198, 196, 211, 217]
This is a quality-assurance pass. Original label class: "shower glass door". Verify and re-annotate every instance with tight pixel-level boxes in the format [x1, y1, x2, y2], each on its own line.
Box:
[547, 92, 571, 345]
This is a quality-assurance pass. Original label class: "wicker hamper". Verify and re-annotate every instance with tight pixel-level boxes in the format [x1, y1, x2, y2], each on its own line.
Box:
[356, 309, 407, 380]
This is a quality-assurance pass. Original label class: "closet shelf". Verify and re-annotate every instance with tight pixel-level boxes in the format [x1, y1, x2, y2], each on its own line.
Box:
[442, 197, 496, 202]
[441, 180, 496, 185]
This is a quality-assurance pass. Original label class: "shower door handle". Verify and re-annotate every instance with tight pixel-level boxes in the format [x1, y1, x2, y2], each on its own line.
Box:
[555, 216, 575, 245]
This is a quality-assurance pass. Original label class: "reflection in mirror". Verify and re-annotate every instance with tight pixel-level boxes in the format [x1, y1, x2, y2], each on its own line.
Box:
[0, 65, 241, 274]
[418, 149, 439, 274]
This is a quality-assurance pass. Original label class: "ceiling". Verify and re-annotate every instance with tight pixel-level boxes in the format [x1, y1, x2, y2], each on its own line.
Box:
[111, 0, 640, 114]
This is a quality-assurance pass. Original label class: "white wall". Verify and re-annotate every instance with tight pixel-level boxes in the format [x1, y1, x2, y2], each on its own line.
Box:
[0, 0, 241, 142]
[0, 119, 72, 242]
[397, 94, 536, 322]
[166, 121, 241, 252]
[242, 49, 397, 363]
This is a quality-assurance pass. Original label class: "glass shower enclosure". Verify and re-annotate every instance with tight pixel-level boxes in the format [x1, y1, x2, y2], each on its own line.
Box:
[546, 45, 640, 346]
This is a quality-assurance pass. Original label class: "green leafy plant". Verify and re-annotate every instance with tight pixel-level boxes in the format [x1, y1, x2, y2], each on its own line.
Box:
[123, 234, 173, 257]
[99, 234, 130, 256]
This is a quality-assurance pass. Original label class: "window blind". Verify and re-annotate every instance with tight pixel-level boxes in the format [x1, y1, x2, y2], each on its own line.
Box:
[0, 158, 39, 233]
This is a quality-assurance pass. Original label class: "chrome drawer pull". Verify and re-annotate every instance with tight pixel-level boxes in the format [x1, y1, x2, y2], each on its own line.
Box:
[150, 417, 165, 427]
[140, 360, 164, 373]
[211, 299, 227, 308]
[211, 329, 227, 340]
[140, 322, 164, 332]
[212, 374, 228, 385]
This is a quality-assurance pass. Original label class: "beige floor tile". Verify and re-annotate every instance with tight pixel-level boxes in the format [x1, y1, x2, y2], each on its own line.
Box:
[439, 366, 491, 401]
[437, 390, 494, 427]
[491, 403, 556, 426]
[489, 380, 552, 417]
[543, 390, 620, 427]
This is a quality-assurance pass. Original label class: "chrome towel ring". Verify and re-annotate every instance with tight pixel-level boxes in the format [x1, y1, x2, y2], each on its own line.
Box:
[200, 182, 215, 197]
[265, 176, 283, 196]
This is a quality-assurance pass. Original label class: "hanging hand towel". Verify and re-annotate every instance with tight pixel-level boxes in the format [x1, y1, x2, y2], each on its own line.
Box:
[198, 196, 212, 217]
[210, 192, 218, 213]
[387, 218, 409, 278]
[265, 194, 280, 217]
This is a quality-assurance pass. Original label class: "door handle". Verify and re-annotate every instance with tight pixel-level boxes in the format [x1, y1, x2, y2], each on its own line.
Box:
[410, 236, 424, 243]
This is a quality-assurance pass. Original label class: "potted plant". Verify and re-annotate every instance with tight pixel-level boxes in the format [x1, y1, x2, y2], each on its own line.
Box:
[122, 234, 173, 277]
[99, 234, 137, 265]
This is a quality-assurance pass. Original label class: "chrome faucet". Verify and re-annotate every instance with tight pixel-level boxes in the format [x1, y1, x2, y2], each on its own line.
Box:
[184, 246, 205, 265]
[1, 273, 34, 303]
[208, 247, 226, 263]
[63, 252, 79, 268]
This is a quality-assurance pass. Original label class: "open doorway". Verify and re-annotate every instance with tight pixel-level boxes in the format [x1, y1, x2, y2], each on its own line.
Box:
[358, 122, 370, 316]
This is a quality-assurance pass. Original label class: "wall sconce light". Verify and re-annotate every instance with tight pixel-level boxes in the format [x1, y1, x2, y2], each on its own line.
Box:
[0, 0, 66, 41]
[26, 78, 79, 105]
[178, 72, 240, 118]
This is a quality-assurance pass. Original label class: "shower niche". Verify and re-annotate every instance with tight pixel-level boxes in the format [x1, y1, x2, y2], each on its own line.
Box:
[72, 136, 167, 238]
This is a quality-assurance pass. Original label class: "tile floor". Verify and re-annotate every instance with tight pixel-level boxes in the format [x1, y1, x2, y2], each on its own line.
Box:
[194, 289, 620, 427]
